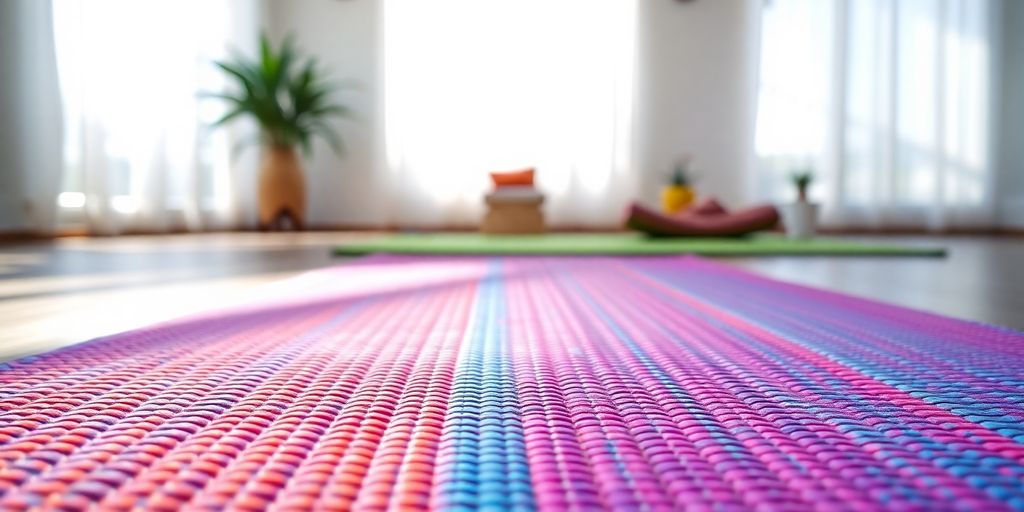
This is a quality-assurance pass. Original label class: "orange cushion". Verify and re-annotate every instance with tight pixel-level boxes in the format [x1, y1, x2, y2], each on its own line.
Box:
[490, 168, 535, 187]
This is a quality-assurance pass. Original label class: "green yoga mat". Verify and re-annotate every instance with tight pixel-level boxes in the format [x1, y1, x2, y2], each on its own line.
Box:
[333, 233, 946, 257]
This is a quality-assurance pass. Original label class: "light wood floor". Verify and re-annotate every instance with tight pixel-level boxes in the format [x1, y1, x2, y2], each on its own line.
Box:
[1, 232, 1020, 362]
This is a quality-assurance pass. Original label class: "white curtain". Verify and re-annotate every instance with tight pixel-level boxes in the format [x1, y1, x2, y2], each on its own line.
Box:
[755, 0, 997, 229]
[0, 0, 64, 235]
[52, 0, 261, 234]
[383, 0, 638, 228]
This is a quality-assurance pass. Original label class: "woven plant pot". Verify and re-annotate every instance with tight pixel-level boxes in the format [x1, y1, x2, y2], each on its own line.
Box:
[258, 146, 306, 230]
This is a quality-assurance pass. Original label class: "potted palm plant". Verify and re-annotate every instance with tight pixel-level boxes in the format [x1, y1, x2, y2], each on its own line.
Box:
[780, 169, 818, 239]
[209, 34, 349, 230]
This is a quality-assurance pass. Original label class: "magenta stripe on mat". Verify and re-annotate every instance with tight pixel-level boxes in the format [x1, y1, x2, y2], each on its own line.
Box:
[1, 255, 1023, 511]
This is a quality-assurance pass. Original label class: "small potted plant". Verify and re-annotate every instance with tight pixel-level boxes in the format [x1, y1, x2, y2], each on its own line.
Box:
[780, 169, 818, 239]
[661, 158, 696, 214]
[209, 34, 350, 230]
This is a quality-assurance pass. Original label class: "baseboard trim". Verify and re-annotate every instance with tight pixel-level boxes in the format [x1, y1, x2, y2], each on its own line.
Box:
[817, 226, 1024, 236]
[1, 224, 1022, 243]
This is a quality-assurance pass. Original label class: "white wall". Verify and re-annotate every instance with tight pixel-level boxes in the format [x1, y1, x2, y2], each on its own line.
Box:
[265, 0, 761, 227]
[997, 0, 1024, 229]
[634, 0, 761, 208]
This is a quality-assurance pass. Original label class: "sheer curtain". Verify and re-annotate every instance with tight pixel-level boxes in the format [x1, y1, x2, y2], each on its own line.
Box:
[0, 0, 64, 235]
[52, 0, 260, 234]
[755, 0, 997, 229]
[383, 0, 638, 228]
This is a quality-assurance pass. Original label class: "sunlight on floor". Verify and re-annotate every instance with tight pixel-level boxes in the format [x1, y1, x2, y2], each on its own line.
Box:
[0, 271, 298, 362]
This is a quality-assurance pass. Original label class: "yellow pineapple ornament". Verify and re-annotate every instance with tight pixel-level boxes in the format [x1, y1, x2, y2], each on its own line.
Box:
[661, 160, 695, 214]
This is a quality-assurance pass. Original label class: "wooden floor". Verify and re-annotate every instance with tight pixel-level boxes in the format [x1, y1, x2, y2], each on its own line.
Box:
[1, 232, 1021, 361]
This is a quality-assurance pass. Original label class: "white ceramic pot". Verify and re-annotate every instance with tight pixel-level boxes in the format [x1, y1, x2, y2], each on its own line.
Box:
[780, 202, 819, 240]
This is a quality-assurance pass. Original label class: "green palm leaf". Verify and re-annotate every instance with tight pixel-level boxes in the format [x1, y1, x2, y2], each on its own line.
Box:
[205, 32, 350, 155]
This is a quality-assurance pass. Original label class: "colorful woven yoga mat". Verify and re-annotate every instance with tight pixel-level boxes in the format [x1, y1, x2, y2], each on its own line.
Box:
[1, 255, 1023, 511]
